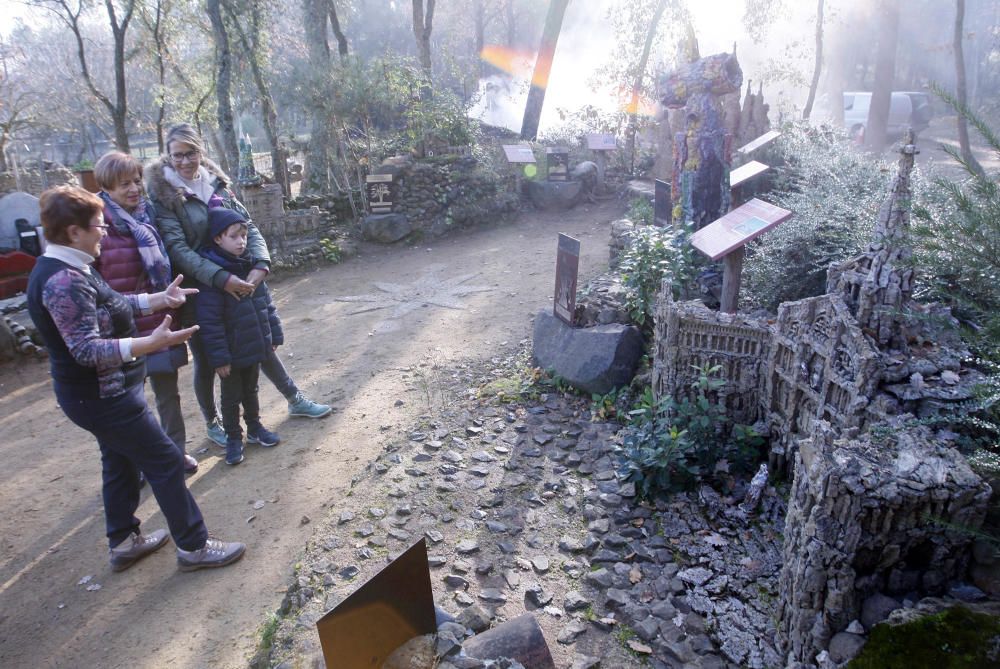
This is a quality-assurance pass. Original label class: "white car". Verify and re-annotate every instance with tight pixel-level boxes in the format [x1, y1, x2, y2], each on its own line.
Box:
[843, 91, 933, 143]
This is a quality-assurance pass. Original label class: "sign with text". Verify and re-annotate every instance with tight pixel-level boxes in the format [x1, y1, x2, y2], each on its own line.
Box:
[366, 173, 394, 214]
[729, 160, 770, 189]
[690, 198, 792, 261]
[546, 147, 569, 181]
[502, 145, 537, 164]
[654, 179, 671, 226]
[737, 130, 781, 155]
[586, 134, 617, 151]
[554, 233, 581, 325]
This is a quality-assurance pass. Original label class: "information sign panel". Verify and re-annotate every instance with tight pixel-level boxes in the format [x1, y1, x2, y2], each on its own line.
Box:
[737, 130, 781, 155]
[554, 233, 581, 325]
[586, 134, 617, 151]
[502, 145, 536, 163]
[690, 198, 792, 261]
[729, 160, 770, 189]
[366, 173, 394, 214]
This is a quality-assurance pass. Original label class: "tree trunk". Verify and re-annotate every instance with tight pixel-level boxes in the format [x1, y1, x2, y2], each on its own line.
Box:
[412, 0, 436, 98]
[474, 0, 485, 78]
[802, 0, 824, 120]
[303, 0, 333, 192]
[227, 0, 290, 196]
[520, 0, 570, 140]
[142, 0, 168, 153]
[506, 0, 516, 47]
[206, 0, 239, 175]
[327, 0, 349, 59]
[626, 0, 669, 174]
[865, 0, 900, 150]
[954, 0, 984, 175]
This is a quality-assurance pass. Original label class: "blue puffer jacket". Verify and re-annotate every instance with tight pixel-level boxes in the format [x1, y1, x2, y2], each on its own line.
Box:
[194, 247, 283, 370]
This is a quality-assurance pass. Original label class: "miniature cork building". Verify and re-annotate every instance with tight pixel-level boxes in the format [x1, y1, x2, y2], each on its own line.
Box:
[653, 291, 770, 426]
[777, 421, 990, 665]
[648, 133, 991, 666]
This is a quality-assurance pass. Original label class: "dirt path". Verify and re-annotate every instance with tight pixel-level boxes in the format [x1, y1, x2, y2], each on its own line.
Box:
[0, 200, 621, 669]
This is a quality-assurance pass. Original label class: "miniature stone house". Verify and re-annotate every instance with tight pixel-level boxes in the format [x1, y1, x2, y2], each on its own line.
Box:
[648, 133, 992, 666]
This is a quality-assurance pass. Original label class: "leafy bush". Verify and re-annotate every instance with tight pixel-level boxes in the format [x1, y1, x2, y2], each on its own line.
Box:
[741, 123, 891, 310]
[616, 366, 765, 499]
[618, 221, 696, 326]
[911, 100, 1000, 354]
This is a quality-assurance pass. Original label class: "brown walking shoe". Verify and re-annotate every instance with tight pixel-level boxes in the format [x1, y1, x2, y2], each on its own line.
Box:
[109, 529, 170, 572]
[176, 537, 246, 572]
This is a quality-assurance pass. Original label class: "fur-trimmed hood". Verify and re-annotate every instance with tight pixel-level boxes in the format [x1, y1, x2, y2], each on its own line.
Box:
[144, 154, 231, 213]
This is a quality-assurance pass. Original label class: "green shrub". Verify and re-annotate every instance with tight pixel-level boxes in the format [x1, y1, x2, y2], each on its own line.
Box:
[911, 99, 1000, 355]
[617, 366, 765, 499]
[618, 222, 696, 326]
[741, 122, 892, 310]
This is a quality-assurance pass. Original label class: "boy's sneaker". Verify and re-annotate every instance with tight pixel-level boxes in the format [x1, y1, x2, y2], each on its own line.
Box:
[247, 424, 280, 448]
[109, 529, 169, 572]
[206, 419, 227, 447]
[288, 392, 332, 419]
[225, 438, 244, 465]
[176, 537, 246, 572]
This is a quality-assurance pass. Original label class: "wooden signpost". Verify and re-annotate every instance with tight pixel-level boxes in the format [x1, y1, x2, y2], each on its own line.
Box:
[586, 134, 616, 191]
[691, 198, 792, 313]
[737, 129, 781, 156]
[502, 144, 536, 194]
[546, 147, 569, 181]
[554, 233, 581, 325]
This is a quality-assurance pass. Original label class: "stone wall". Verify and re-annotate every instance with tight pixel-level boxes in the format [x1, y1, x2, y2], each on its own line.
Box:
[652, 291, 771, 426]
[374, 155, 518, 239]
[765, 294, 884, 473]
[0, 167, 77, 197]
[777, 420, 991, 666]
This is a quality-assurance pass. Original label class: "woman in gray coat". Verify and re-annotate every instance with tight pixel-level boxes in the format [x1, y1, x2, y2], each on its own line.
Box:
[145, 124, 331, 447]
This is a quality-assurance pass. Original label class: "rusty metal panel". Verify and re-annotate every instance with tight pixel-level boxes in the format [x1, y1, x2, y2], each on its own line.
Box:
[553, 233, 580, 325]
[316, 539, 436, 668]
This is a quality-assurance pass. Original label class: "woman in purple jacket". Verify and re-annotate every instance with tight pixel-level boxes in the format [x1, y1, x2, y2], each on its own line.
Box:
[27, 186, 244, 572]
[92, 151, 198, 473]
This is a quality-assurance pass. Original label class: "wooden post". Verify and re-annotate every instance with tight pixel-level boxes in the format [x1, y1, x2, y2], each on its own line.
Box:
[720, 246, 745, 314]
[594, 151, 607, 194]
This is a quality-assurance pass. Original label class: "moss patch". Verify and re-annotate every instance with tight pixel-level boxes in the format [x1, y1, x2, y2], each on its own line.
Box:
[846, 606, 1000, 669]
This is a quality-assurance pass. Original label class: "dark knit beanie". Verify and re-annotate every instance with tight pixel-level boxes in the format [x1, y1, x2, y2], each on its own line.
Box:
[207, 207, 248, 241]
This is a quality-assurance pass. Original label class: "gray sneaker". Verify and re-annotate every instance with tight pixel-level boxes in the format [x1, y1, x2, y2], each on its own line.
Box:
[109, 529, 170, 572]
[176, 537, 246, 572]
[206, 419, 227, 447]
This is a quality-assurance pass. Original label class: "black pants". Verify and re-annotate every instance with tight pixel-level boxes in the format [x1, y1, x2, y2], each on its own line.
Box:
[220, 364, 261, 439]
[56, 382, 208, 551]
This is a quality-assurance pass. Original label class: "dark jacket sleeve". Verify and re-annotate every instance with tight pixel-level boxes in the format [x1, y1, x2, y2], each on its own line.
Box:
[194, 287, 231, 369]
[263, 284, 284, 346]
[156, 205, 231, 290]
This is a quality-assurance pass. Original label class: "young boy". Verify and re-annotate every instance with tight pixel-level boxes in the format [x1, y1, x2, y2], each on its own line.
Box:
[195, 208, 282, 465]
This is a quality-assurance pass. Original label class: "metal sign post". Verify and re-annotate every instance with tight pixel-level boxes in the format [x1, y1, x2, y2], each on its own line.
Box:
[586, 134, 616, 192]
[554, 233, 581, 325]
[366, 173, 394, 214]
[502, 144, 537, 195]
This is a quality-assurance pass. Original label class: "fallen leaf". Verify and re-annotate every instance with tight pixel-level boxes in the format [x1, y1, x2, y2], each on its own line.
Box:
[627, 640, 653, 654]
[629, 566, 642, 584]
[630, 518, 644, 528]
[253, 500, 266, 510]
[86, 583, 102, 592]
[77, 575, 93, 586]
[704, 533, 729, 547]
[246, 515, 256, 524]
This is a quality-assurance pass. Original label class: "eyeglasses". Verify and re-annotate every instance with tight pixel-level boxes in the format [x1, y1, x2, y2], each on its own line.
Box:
[170, 149, 200, 163]
[90, 223, 110, 231]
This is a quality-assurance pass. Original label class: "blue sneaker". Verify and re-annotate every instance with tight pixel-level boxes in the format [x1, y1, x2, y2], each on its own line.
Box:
[288, 392, 332, 419]
[206, 419, 227, 448]
[225, 437, 244, 465]
[247, 424, 280, 447]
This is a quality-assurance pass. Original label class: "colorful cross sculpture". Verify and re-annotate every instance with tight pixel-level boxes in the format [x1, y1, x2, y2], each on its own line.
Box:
[660, 52, 743, 229]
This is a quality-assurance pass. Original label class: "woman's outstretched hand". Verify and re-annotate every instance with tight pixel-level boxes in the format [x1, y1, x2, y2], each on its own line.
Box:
[131, 315, 198, 357]
[151, 275, 199, 311]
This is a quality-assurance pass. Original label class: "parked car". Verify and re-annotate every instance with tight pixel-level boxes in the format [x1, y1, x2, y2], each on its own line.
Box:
[843, 91, 933, 143]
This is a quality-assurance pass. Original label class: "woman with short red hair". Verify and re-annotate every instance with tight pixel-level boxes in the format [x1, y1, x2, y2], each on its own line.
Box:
[26, 186, 245, 572]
